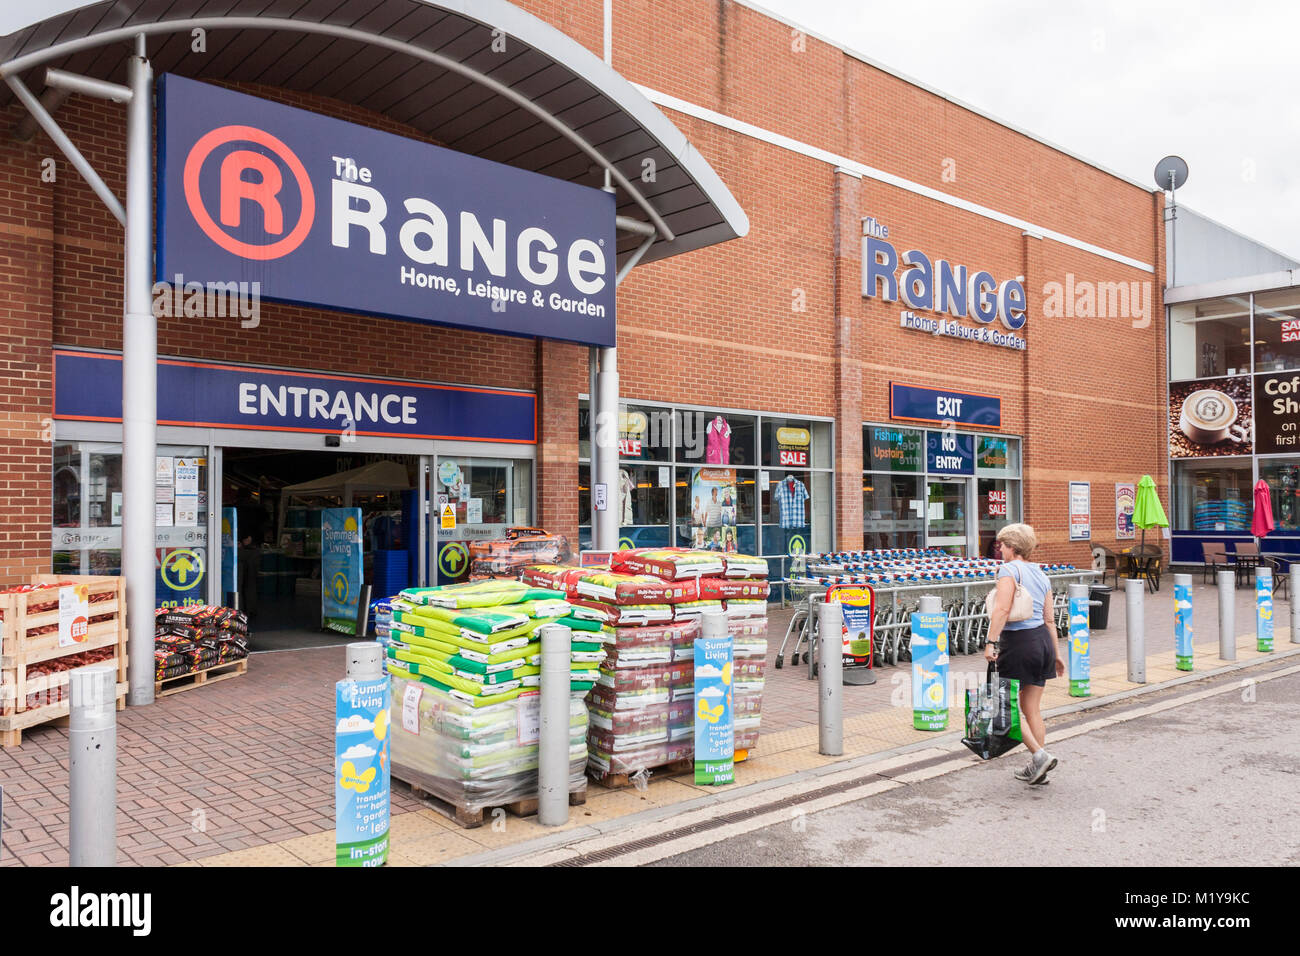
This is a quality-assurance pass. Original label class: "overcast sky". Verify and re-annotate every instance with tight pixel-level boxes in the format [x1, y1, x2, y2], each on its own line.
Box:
[756, 0, 1300, 261]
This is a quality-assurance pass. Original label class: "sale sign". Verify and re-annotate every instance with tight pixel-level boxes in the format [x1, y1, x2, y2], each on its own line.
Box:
[776, 426, 810, 467]
[987, 489, 1007, 517]
[58, 584, 90, 648]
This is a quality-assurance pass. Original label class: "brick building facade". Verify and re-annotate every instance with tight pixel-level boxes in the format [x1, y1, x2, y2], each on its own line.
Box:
[0, 0, 1168, 592]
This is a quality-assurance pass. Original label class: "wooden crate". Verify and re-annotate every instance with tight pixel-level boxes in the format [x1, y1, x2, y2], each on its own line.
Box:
[0, 575, 129, 748]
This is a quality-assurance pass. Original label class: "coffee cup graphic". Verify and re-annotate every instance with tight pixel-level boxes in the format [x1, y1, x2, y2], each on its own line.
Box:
[1179, 389, 1248, 444]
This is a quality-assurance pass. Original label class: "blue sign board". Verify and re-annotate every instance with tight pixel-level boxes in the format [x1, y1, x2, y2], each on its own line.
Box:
[53, 350, 535, 444]
[1257, 568, 1274, 653]
[335, 675, 391, 867]
[157, 74, 616, 347]
[891, 382, 1002, 429]
[1174, 579, 1194, 671]
[694, 635, 735, 785]
[323, 508, 363, 635]
[910, 610, 949, 730]
[221, 507, 237, 599]
[157, 547, 205, 609]
[925, 430, 975, 475]
[1068, 593, 1091, 696]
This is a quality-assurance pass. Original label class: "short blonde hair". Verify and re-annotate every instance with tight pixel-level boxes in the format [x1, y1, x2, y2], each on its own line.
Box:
[996, 523, 1038, 558]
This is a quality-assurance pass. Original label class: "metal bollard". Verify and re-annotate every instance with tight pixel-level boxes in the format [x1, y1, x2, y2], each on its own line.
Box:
[69, 664, 117, 867]
[537, 622, 572, 826]
[817, 599, 843, 756]
[1125, 578, 1145, 683]
[1173, 573, 1193, 671]
[1292, 564, 1300, 644]
[1256, 567, 1274, 653]
[1218, 569, 1236, 661]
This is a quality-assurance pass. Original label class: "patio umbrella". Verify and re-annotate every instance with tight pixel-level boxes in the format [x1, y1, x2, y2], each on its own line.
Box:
[1132, 474, 1169, 551]
[1252, 478, 1275, 540]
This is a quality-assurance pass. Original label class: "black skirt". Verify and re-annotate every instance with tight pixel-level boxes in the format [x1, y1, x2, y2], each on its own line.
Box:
[996, 622, 1057, 687]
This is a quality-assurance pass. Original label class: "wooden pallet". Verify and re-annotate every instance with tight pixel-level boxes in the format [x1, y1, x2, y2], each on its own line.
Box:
[156, 658, 248, 697]
[589, 757, 695, 790]
[401, 778, 588, 829]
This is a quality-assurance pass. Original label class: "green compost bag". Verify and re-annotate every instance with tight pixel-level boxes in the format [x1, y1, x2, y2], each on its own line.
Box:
[962, 663, 1022, 760]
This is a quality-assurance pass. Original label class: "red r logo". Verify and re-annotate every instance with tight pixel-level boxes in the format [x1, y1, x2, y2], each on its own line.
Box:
[183, 125, 314, 260]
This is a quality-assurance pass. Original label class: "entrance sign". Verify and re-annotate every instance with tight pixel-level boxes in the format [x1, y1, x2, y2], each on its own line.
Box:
[323, 508, 363, 634]
[157, 75, 616, 347]
[54, 350, 536, 444]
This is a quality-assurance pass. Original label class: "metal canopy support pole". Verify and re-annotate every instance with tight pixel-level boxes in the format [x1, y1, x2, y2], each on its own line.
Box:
[123, 38, 156, 705]
[595, 347, 619, 552]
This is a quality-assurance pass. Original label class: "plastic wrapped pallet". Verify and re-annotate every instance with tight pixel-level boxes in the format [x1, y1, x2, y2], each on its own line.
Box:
[390, 674, 587, 812]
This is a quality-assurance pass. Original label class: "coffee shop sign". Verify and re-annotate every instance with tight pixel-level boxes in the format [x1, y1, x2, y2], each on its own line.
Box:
[862, 216, 1027, 351]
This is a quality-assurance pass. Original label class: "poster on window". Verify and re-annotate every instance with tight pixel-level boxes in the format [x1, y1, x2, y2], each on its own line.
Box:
[1253, 372, 1300, 454]
[690, 468, 738, 552]
[1169, 376, 1253, 458]
[1068, 481, 1091, 541]
[1115, 482, 1135, 539]
[775, 426, 810, 467]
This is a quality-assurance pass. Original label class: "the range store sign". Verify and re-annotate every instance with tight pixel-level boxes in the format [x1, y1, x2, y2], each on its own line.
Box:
[861, 216, 1027, 351]
[157, 75, 616, 347]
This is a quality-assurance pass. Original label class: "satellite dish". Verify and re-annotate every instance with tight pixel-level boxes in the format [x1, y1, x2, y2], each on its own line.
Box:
[1154, 155, 1189, 192]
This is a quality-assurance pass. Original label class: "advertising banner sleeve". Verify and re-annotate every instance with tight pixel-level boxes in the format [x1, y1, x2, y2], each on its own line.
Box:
[323, 507, 363, 634]
[694, 635, 735, 785]
[221, 507, 237, 598]
[335, 676, 391, 866]
[910, 611, 949, 730]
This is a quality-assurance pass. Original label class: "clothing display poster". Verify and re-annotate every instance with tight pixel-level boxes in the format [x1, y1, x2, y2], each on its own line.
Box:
[335, 675, 391, 867]
[322, 507, 363, 634]
[690, 468, 739, 552]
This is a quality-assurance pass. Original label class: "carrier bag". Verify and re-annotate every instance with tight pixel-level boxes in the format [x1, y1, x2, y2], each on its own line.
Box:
[961, 663, 1023, 760]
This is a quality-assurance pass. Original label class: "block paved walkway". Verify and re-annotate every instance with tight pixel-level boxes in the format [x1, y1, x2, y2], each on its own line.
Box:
[0, 576, 1293, 866]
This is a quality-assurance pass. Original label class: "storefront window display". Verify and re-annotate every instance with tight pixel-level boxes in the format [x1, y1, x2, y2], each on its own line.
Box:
[863, 422, 1020, 556]
[51, 442, 210, 602]
[1168, 296, 1252, 382]
[578, 400, 833, 563]
[1252, 290, 1300, 374]
[1170, 459, 1253, 532]
[1259, 458, 1300, 532]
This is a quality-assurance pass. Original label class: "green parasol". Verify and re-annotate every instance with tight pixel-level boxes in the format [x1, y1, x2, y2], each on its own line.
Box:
[1132, 474, 1169, 550]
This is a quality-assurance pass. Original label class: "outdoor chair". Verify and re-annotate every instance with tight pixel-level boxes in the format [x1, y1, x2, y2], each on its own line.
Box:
[1201, 542, 1230, 584]
[1233, 541, 1260, 588]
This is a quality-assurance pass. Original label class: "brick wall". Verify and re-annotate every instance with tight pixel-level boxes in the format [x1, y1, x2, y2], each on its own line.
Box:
[0, 1, 1167, 584]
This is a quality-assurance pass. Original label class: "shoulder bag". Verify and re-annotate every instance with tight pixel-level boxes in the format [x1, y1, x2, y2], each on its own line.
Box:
[985, 561, 1033, 622]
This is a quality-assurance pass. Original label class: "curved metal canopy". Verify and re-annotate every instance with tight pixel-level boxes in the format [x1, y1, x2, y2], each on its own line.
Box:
[0, 0, 748, 266]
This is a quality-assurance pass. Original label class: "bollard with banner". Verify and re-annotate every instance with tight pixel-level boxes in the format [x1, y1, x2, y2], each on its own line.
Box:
[220, 506, 237, 602]
[335, 645, 390, 867]
[1257, 567, 1274, 653]
[323, 507, 363, 634]
[1067, 584, 1091, 697]
[1174, 573, 1194, 671]
[694, 624, 735, 785]
[910, 599, 948, 731]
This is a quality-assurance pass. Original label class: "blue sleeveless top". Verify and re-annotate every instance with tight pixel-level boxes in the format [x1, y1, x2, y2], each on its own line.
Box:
[997, 560, 1051, 630]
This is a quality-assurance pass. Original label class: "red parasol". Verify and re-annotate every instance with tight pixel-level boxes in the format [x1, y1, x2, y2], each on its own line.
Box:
[1252, 478, 1276, 539]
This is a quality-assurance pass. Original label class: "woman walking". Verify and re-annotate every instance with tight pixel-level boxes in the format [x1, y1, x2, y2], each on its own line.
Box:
[984, 523, 1065, 784]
